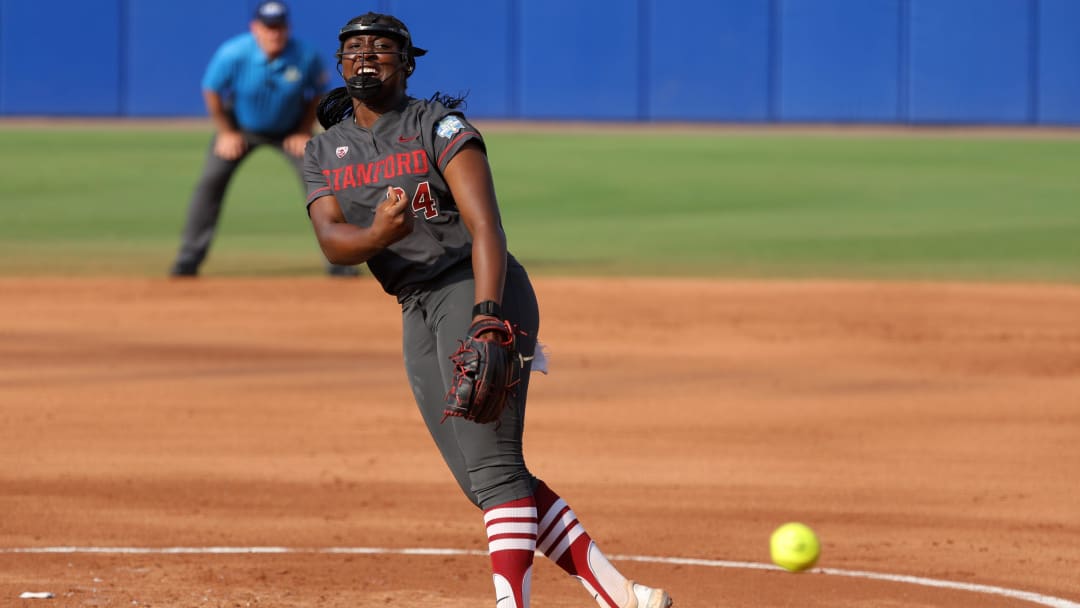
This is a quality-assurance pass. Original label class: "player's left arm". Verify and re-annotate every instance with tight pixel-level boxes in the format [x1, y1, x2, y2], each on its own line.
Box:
[443, 141, 507, 319]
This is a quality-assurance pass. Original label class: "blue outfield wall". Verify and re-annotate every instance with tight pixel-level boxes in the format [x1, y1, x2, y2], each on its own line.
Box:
[125, 1, 249, 116]
[518, 0, 642, 120]
[1, 0, 1079, 124]
[778, 0, 903, 123]
[0, 0, 123, 115]
[648, 0, 773, 122]
[1038, 0, 1080, 124]
[907, 0, 1033, 124]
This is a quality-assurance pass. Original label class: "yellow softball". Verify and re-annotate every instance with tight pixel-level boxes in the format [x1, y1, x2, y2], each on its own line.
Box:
[770, 522, 820, 572]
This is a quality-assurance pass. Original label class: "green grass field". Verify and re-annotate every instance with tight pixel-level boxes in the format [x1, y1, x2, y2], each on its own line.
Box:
[2, 124, 1078, 282]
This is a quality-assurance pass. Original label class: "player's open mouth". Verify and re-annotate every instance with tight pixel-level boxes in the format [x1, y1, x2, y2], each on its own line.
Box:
[357, 67, 379, 76]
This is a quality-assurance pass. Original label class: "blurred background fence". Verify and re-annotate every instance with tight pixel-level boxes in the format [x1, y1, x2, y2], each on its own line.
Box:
[1, 0, 1079, 124]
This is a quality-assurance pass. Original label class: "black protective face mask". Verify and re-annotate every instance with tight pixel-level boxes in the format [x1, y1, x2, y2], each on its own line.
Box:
[345, 74, 384, 101]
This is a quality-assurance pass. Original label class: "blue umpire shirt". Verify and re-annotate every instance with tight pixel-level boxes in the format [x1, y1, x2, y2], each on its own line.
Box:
[202, 33, 328, 136]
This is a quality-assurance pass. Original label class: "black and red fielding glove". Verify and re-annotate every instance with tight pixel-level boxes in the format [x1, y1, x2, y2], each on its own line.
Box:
[444, 318, 521, 424]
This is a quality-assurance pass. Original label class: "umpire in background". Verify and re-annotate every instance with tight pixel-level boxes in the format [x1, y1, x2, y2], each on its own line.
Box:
[170, 1, 359, 277]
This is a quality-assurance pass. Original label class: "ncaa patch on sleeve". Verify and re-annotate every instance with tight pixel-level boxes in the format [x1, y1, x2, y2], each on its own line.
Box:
[436, 116, 465, 139]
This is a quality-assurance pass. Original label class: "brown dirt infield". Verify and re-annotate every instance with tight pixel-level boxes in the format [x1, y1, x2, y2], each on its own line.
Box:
[1, 277, 1078, 607]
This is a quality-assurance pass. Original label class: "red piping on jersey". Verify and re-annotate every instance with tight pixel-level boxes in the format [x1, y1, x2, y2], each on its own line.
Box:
[437, 131, 479, 168]
[309, 185, 331, 201]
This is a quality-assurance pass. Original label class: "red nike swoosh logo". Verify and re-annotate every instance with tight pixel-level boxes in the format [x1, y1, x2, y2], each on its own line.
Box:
[398, 134, 419, 143]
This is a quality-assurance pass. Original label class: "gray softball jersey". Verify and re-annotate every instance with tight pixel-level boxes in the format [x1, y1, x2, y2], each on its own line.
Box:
[303, 98, 483, 295]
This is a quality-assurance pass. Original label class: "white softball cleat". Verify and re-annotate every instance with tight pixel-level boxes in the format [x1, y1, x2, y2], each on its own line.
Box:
[624, 580, 673, 608]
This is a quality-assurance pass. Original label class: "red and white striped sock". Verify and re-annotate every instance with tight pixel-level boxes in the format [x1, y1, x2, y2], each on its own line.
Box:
[484, 496, 537, 608]
[534, 481, 631, 608]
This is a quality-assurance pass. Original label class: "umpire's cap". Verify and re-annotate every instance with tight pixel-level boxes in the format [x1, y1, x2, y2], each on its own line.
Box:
[254, 1, 289, 26]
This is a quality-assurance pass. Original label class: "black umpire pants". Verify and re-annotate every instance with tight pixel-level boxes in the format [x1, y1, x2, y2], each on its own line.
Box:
[172, 130, 356, 276]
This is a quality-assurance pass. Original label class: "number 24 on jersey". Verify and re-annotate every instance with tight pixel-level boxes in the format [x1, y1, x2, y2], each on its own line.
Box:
[389, 182, 438, 220]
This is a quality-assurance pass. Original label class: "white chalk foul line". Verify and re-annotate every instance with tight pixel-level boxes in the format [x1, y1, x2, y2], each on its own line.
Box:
[611, 554, 1080, 608]
[2, 546, 1077, 608]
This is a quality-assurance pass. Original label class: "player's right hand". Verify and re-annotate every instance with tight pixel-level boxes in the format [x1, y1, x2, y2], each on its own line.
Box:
[213, 131, 246, 160]
[372, 186, 414, 248]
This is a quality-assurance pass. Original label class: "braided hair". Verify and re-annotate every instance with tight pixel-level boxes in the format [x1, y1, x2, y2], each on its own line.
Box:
[316, 13, 466, 129]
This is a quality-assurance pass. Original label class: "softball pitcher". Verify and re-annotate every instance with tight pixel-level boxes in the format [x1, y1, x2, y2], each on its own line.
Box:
[303, 13, 673, 608]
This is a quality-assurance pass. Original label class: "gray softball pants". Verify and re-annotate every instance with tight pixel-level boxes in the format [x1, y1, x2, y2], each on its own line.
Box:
[398, 259, 541, 510]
